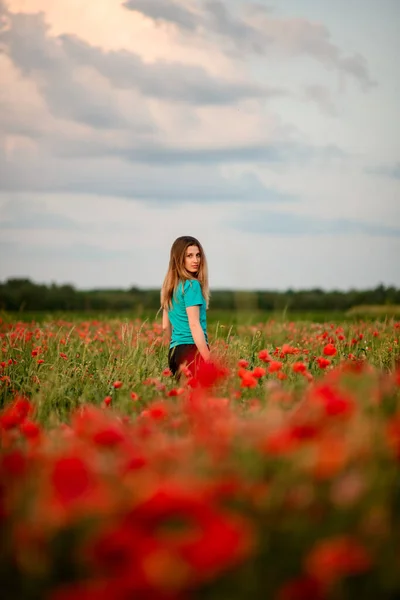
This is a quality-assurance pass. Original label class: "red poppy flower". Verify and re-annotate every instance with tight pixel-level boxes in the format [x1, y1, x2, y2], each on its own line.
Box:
[0, 396, 32, 430]
[20, 420, 41, 440]
[93, 426, 124, 446]
[280, 344, 297, 356]
[148, 402, 168, 420]
[196, 360, 229, 389]
[51, 455, 92, 505]
[316, 357, 331, 369]
[258, 349, 271, 363]
[239, 370, 258, 389]
[305, 535, 372, 584]
[311, 384, 355, 418]
[128, 483, 253, 583]
[323, 344, 337, 356]
[252, 367, 266, 379]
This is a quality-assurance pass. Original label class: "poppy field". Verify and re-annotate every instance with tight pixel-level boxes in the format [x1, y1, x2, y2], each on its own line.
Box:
[1, 315, 400, 599]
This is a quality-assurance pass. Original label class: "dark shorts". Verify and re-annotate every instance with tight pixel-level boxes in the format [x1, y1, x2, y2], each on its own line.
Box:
[168, 344, 206, 377]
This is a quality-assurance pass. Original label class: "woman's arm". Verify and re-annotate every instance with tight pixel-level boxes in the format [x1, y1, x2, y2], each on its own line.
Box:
[162, 309, 172, 345]
[186, 306, 210, 361]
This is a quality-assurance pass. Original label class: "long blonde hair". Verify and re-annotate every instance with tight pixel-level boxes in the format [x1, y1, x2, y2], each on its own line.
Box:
[161, 236, 210, 309]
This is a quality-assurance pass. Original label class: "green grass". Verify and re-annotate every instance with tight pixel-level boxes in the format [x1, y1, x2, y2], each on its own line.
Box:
[0, 307, 373, 326]
[1, 313, 399, 425]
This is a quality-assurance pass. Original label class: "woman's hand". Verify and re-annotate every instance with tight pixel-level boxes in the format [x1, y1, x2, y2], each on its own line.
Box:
[162, 309, 172, 345]
[186, 305, 209, 361]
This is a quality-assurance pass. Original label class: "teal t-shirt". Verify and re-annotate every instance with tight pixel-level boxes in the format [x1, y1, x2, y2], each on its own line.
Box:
[168, 279, 208, 349]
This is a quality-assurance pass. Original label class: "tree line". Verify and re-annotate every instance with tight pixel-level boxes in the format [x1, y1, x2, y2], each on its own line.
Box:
[1, 278, 399, 313]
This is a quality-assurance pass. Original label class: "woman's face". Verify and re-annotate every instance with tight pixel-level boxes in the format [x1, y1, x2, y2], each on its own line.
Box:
[184, 245, 201, 275]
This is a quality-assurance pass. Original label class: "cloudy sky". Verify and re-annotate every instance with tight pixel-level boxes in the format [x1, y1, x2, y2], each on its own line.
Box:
[0, 0, 399, 291]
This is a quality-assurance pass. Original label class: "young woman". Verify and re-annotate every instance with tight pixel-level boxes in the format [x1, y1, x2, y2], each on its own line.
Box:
[161, 236, 210, 377]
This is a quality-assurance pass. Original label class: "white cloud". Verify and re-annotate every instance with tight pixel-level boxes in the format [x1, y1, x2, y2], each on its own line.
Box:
[1, 0, 399, 289]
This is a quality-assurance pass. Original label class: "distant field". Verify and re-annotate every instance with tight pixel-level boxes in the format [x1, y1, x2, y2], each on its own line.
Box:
[3, 305, 399, 327]
[346, 304, 400, 317]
